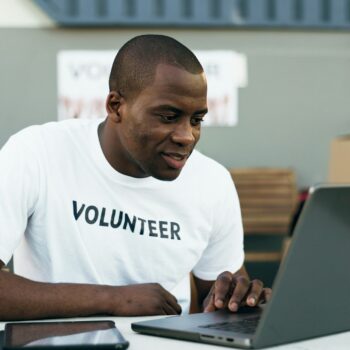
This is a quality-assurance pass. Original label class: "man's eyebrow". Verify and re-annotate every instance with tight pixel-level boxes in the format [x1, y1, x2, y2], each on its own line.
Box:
[153, 105, 182, 113]
[153, 105, 208, 115]
[194, 108, 208, 115]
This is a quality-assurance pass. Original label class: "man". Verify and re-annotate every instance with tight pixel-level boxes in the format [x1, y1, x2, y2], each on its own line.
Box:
[0, 35, 271, 320]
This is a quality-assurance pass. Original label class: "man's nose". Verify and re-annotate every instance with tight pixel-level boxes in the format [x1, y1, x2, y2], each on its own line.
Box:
[170, 121, 196, 146]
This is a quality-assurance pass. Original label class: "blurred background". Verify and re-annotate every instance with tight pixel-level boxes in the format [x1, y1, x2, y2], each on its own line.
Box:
[1, 0, 350, 285]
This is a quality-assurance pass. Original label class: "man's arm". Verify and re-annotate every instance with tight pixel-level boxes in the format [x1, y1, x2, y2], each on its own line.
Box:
[193, 266, 272, 313]
[0, 260, 181, 321]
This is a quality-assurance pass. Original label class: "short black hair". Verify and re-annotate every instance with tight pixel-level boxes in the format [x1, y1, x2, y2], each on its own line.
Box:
[109, 34, 204, 99]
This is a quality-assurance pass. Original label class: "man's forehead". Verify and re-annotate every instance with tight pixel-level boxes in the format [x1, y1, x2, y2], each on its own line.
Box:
[154, 62, 205, 78]
[151, 63, 207, 90]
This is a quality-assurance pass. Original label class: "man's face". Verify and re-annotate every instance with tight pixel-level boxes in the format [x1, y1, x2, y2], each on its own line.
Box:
[109, 63, 208, 181]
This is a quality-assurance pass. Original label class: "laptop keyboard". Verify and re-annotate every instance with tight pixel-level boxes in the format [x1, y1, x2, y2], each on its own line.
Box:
[199, 315, 260, 334]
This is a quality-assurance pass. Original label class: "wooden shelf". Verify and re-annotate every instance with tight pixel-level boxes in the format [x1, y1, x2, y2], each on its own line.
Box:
[245, 252, 282, 263]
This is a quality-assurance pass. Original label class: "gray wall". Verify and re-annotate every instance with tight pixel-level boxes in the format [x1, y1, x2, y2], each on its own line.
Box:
[1, 28, 350, 188]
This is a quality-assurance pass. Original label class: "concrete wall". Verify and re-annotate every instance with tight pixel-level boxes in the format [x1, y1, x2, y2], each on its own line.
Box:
[1, 26, 350, 188]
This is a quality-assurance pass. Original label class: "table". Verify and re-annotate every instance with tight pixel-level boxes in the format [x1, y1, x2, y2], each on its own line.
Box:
[1, 316, 350, 350]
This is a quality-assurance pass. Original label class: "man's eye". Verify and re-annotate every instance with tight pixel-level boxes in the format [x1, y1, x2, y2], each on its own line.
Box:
[159, 115, 177, 122]
[191, 117, 204, 126]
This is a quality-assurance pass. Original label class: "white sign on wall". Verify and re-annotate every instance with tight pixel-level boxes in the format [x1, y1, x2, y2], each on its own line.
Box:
[57, 50, 247, 126]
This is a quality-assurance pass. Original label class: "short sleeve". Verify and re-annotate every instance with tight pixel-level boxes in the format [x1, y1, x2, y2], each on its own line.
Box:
[0, 130, 41, 265]
[192, 170, 244, 280]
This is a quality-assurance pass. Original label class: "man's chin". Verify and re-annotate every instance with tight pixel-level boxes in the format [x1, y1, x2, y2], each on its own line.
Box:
[151, 169, 182, 182]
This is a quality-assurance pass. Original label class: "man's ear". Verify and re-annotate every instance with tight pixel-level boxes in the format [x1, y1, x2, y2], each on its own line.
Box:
[106, 91, 124, 123]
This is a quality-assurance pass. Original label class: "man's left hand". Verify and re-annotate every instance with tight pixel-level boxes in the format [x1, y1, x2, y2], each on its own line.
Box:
[202, 270, 272, 313]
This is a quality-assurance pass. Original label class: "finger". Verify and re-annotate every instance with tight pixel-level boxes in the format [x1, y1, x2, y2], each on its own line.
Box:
[167, 300, 182, 315]
[228, 276, 250, 312]
[259, 287, 272, 304]
[163, 302, 180, 315]
[158, 284, 177, 304]
[245, 279, 264, 307]
[163, 290, 182, 314]
[203, 293, 216, 313]
[213, 271, 233, 309]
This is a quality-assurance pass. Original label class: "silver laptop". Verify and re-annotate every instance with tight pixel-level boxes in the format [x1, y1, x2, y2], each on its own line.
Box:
[132, 184, 350, 348]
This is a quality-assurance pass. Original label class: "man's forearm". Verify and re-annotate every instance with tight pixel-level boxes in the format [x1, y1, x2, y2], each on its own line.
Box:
[0, 270, 114, 321]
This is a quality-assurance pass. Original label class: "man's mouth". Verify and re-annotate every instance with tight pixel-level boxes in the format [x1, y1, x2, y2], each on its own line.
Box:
[161, 152, 189, 170]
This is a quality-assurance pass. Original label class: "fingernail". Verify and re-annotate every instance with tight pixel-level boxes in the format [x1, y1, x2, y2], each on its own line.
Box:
[248, 297, 256, 306]
[215, 299, 224, 308]
[229, 302, 238, 312]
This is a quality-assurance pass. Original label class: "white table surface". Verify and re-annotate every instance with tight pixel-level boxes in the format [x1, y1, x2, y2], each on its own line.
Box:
[1, 315, 350, 350]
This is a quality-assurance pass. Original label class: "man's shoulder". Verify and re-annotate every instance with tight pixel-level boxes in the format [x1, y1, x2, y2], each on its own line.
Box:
[179, 150, 236, 203]
[5, 124, 43, 153]
[182, 150, 234, 191]
[3, 119, 100, 163]
[35, 118, 97, 136]
[188, 149, 230, 178]
[10, 119, 98, 145]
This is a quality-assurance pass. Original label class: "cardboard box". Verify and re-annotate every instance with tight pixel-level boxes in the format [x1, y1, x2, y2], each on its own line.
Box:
[329, 136, 350, 183]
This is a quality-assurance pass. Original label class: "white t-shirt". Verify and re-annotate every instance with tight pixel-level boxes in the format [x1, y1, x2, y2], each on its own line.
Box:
[0, 119, 244, 313]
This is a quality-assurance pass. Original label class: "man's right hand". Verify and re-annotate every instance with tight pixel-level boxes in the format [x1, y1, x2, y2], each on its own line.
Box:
[110, 283, 182, 316]
[0, 265, 181, 320]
